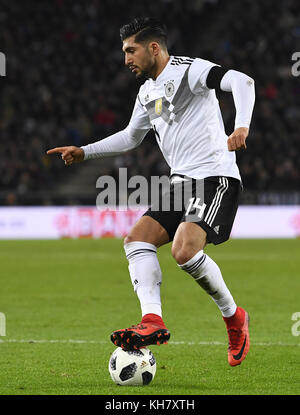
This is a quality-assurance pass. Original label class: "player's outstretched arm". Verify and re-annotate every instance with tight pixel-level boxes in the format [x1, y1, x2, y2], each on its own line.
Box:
[46, 146, 85, 165]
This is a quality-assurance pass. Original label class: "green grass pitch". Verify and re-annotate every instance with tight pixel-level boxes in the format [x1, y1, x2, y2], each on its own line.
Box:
[0, 238, 299, 395]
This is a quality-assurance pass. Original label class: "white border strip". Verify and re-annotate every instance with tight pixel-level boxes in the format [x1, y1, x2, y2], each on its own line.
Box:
[0, 205, 300, 239]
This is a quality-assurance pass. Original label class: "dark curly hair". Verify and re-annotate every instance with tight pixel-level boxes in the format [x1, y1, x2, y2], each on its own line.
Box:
[120, 17, 168, 49]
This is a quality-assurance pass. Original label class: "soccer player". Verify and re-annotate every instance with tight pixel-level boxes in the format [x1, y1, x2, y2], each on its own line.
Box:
[47, 17, 255, 366]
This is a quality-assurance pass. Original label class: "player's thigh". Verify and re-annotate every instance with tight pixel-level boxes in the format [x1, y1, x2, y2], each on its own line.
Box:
[124, 215, 170, 248]
[171, 222, 207, 264]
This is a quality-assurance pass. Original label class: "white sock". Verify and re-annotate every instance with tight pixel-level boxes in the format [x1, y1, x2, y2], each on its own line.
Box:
[178, 250, 237, 317]
[124, 241, 162, 317]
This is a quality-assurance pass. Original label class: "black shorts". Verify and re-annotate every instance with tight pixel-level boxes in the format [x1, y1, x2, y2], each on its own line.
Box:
[143, 176, 241, 245]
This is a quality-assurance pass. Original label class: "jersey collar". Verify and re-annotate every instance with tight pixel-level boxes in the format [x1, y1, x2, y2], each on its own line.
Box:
[153, 56, 173, 83]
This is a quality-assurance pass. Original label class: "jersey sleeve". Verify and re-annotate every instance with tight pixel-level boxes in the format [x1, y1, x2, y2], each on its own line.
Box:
[188, 58, 220, 94]
[126, 93, 152, 136]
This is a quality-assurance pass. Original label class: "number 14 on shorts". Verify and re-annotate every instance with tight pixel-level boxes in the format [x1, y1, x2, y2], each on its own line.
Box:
[185, 197, 207, 219]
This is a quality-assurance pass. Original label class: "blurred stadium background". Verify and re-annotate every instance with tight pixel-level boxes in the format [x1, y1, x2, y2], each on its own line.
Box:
[0, 0, 299, 238]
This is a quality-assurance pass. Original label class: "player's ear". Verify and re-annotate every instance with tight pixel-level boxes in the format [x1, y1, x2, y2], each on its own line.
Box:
[149, 42, 160, 56]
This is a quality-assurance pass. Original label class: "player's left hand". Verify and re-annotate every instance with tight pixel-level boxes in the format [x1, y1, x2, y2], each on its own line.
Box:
[227, 127, 248, 151]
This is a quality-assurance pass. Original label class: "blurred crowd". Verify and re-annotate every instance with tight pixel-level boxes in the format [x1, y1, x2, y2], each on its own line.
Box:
[0, 0, 299, 205]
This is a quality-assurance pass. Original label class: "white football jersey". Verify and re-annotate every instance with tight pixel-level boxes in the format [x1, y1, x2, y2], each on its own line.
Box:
[128, 55, 241, 181]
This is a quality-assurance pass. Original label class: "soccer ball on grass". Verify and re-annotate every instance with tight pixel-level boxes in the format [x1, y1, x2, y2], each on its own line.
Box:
[109, 347, 156, 386]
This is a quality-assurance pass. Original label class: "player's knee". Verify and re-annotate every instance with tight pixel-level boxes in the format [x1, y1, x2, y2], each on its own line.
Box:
[172, 244, 196, 265]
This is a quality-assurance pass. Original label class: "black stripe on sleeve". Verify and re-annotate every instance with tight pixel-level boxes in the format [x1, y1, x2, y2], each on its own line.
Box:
[206, 66, 228, 90]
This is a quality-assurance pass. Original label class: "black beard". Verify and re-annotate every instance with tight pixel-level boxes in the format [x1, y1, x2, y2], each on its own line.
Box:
[136, 70, 151, 83]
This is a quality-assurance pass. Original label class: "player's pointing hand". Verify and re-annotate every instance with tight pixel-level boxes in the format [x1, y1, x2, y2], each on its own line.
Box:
[46, 146, 85, 165]
[227, 127, 248, 152]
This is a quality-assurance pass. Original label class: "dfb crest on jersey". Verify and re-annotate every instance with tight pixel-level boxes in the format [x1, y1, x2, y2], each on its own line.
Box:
[155, 98, 163, 115]
[165, 81, 175, 97]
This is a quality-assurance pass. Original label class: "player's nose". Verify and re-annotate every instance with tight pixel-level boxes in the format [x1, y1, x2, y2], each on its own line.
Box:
[125, 54, 132, 66]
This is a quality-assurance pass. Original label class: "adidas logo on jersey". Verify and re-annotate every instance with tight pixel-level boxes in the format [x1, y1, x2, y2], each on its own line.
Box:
[213, 225, 220, 234]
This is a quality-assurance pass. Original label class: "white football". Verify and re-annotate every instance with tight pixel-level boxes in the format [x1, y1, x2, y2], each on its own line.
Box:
[108, 347, 156, 386]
